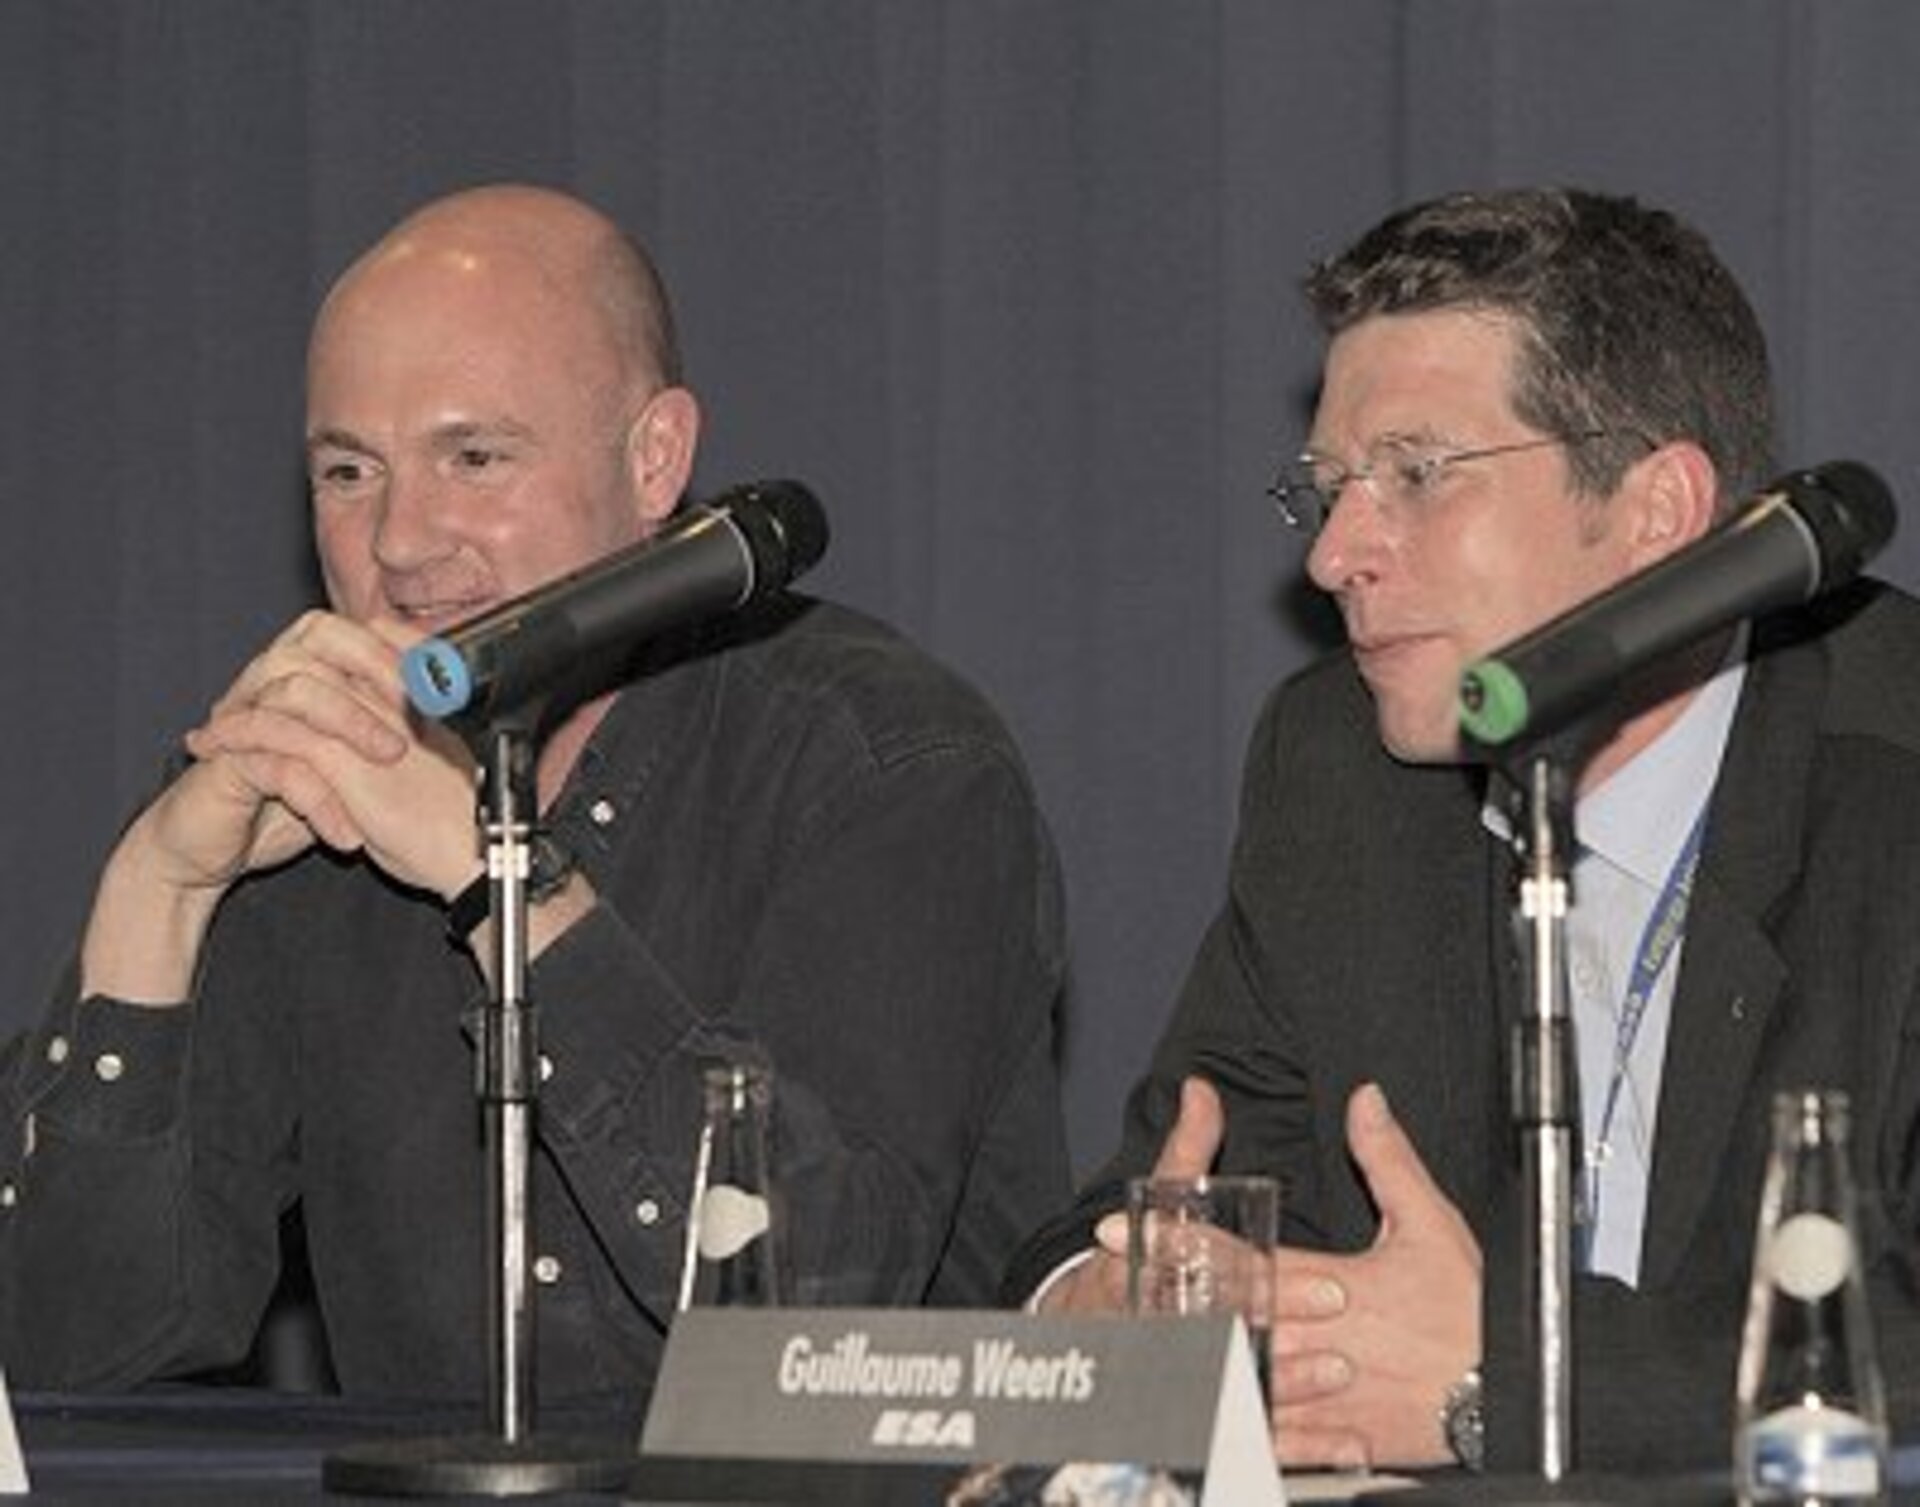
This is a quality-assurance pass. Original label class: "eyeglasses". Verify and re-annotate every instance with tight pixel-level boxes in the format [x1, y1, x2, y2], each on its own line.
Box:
[1266, 429, 1616, 535]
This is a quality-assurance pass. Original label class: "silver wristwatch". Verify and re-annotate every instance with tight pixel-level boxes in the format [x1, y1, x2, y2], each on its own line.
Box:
[1441, 1366, 1485, 1472]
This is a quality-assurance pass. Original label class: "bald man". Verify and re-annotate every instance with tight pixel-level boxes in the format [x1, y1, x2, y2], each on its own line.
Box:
[0, 185, 1071, 1409]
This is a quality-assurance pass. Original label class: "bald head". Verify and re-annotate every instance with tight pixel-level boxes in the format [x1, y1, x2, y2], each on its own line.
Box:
[318, 184, 682, 393]
[304, 183, 702, 635]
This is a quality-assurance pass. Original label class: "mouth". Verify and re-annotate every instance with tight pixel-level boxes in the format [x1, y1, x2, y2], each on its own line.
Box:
[1347, 632, 1470, 701]
[384, 597, 494, 636]
[1349, 631, 1438, 665]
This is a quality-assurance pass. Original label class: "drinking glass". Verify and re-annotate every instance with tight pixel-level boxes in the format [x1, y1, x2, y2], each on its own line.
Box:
[1126, 1173, 1279, 1403]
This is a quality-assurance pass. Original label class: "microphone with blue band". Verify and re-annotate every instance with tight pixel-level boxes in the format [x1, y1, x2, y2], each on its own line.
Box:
[402, 479, 829, 727]
[1458, 460, 1897, 751]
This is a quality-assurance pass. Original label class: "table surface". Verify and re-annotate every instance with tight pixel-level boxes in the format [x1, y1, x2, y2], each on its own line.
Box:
[14, 1388, 964, 1505]
[14, 1389, 1920, 1505]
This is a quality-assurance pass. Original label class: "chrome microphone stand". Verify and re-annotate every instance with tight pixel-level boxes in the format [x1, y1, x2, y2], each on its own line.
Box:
[1365, 735, 1692, 1506]
[323, 717, 630, 1497]
[1506, 752, 1580, 1483]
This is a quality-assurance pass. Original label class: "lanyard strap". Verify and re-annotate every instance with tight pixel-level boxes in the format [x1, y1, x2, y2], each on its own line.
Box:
[1582, 805, 1709, 1246]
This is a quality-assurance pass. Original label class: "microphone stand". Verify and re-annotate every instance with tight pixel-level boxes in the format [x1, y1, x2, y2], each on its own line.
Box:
[324, 715, 632, 1497]
[1508, 751, 1579, 1483]
[1366, 737, 1710, 1505]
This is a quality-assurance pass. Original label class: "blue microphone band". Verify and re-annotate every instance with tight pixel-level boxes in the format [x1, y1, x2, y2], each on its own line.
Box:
[403, 637, 477, 720]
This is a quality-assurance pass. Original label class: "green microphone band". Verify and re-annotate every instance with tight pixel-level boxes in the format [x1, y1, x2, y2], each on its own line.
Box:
[1459, 659, 1530, 746]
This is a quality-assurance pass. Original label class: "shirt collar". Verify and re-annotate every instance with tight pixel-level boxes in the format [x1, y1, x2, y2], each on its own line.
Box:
[1480, 627, 1749, 886]
[544, 629, 728, 847]
[1577, 629, 1747, 886]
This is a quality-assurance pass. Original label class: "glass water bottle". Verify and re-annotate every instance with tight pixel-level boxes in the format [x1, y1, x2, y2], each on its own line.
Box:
[677, 1063, 784, 1310]
[1735, 1089, 1888, 1504]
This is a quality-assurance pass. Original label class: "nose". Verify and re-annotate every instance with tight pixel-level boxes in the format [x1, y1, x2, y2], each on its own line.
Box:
[371, 464, 455, 573]
[1304, 481, 1395, 594]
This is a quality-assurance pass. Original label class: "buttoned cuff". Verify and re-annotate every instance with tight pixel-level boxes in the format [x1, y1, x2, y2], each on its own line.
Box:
[30, 997, 189, 1140]
[1025, 1247, 1100, 1312]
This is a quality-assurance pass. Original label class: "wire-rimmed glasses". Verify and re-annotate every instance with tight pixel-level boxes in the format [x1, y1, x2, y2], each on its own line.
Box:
[1266, 429, 1618, 534]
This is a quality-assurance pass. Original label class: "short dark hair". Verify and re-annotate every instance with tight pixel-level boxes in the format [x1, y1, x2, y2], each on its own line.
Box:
[1304, 188, 1775, 505]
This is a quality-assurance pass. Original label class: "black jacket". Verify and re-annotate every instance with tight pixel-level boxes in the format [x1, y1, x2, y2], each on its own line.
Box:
[1009, 580, 1920, 1472]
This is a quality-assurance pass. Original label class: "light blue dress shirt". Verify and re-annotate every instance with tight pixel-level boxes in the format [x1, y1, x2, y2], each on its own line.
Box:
[1484, 641, 1748, 1286]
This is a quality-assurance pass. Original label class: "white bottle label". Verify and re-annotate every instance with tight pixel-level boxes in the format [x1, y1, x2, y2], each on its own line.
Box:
[696, 1183, 771, 1261]
[1765, 1212, 1854, 1301]
[1742, 1403, 1883, 1500]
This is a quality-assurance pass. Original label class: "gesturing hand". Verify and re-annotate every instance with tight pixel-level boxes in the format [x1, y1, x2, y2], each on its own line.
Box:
[1037, 1076, 1227, 1315]
[1268, 1083, 1482, 1470]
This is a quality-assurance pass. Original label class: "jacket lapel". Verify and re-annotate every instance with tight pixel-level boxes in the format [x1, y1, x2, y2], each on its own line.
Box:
[1636, 619, 1826, 1288]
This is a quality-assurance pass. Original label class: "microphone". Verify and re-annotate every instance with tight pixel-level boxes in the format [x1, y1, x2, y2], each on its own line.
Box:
[1458, 460, 1897, 749]
[402, 479, 829, 726]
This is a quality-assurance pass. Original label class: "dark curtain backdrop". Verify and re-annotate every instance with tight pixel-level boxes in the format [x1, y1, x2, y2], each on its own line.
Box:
[4, 1, 1917, 1173]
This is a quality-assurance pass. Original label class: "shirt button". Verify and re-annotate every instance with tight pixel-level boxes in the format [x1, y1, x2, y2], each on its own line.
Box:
[95, 1052, 126, 1082]
[635, 1198, 660, 1227]
[46, 1035, 69, 1064]
[589, 798, 616, 827]
[533, 1254, 562, 1285]
[538, 1054, 554, 1083]
[0, 1183, 16, 1208]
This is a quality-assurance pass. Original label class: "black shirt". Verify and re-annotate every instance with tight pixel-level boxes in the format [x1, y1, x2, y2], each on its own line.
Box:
[1, 597, 1073, 1410]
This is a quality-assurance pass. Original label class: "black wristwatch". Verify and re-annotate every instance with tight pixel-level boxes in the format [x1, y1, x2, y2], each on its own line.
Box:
[445, 833, 578, 942]
[1441, 1367, 1485, 1472]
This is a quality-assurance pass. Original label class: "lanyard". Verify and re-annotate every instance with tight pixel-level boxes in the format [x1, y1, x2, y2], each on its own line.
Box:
[1580, 804, 1709, 1253]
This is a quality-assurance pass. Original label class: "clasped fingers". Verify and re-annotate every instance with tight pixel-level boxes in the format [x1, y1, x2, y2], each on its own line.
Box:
[195, 663, 410, 766]
[214, 609, 411, 725]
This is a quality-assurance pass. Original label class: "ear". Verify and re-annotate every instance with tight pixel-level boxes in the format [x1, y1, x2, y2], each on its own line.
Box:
[624, 386, 702, 529]
[1623, 440, 1719, 569]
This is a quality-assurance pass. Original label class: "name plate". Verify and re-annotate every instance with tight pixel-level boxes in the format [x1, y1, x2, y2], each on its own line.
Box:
[0, 1366, 25, 1495]
[641, 1307, 1282, 1505]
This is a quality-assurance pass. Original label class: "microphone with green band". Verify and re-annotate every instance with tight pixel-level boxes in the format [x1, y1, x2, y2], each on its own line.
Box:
[1458, 461, 1896, 750]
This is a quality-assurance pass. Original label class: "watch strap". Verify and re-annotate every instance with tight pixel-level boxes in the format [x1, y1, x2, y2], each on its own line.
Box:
[445, 871, 491, 942]
[444, 835, 577, 943]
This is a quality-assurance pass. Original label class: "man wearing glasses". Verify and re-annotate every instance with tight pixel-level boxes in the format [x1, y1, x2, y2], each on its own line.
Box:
[1009, 187, 1920, 1473]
